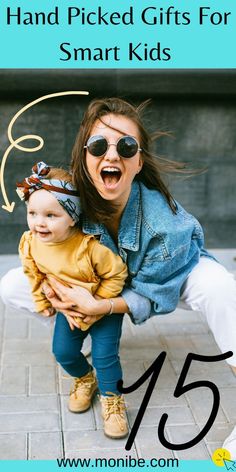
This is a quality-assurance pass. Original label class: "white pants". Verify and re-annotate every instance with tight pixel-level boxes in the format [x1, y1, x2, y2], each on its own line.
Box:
[0, 257, 236, 365]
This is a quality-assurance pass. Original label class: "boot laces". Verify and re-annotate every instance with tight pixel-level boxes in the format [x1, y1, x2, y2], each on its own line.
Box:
[101, 394, 126, 429]
[70, 373, 96, 398]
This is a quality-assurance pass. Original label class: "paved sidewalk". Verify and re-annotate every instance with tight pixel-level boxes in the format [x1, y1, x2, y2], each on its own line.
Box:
[0, 251, 236, 460]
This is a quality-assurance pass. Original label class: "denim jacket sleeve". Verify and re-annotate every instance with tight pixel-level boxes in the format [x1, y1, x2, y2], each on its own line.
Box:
[120, 187, 206, 325]
[125, 240, 201, 325]
[122, 287, 151, 322]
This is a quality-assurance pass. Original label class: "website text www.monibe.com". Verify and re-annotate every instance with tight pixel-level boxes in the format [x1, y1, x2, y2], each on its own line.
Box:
[56, 456, 179, 468]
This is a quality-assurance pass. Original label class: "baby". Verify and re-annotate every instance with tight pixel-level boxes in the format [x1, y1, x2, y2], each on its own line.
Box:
[16, 161, 128, 330]
[16, 161, 129, 438]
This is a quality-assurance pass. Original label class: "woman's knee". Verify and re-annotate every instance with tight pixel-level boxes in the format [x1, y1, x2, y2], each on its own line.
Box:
[201, 266, 235, 303]
[0, 267, 34, 313]
[185, 258, 236, 304]
[0, 269, 19, 305]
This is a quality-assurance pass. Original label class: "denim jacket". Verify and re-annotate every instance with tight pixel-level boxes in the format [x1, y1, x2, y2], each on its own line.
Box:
[82, 181, 214, 325]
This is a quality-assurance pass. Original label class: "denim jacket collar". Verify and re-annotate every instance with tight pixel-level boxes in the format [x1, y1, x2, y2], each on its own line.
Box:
[118, 181, 141, 251]
[82, 181, 141, 252]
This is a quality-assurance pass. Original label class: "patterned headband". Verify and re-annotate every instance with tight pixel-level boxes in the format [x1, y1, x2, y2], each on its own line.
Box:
[16, 161, 81, 223]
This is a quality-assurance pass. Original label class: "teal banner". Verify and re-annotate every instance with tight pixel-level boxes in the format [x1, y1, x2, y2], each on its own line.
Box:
[0, 0, 235, 68]
[0, 459, 222, 471]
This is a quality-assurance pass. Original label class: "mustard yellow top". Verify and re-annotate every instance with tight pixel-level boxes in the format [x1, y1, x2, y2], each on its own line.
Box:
[19, 230, 128, 314]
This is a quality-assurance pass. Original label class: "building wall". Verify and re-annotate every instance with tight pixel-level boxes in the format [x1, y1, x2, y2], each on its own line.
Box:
[0, 70, 236, 253]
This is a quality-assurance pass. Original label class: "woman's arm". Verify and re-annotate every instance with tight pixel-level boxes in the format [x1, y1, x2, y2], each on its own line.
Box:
[43, 276, 129, 321]
[82, 295, 129, 323]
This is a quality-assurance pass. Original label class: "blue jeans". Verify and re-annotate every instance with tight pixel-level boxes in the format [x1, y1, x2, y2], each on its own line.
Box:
[52, 312, 124, 395]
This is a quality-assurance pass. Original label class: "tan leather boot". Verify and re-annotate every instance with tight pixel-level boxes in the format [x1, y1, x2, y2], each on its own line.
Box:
[69, 370, 97, 413]
[100, 394, 129, 438]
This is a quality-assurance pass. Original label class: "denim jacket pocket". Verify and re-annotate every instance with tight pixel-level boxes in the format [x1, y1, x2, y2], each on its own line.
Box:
[142, 235, 171, 263]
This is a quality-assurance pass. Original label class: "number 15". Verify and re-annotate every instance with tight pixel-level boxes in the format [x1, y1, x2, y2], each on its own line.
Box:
[117, 350, 233, 451]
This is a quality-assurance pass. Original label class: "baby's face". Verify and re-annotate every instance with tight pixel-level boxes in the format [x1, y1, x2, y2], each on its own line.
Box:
[27, 189, 75, 243]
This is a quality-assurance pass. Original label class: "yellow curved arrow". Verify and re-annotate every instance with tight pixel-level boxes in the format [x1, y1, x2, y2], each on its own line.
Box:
[0, 90, 89, 212]
[1, 135, 44, 212]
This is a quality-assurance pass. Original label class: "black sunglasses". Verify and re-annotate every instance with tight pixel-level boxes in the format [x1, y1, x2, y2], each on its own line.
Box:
[84, 135, 142, 159]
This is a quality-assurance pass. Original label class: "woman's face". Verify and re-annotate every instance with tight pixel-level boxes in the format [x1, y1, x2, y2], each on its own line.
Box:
[85, 114, 143, 212]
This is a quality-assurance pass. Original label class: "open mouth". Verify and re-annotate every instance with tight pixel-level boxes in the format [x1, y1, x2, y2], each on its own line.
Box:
[101, 167, 122, 188]
[37, 231, 51, 237]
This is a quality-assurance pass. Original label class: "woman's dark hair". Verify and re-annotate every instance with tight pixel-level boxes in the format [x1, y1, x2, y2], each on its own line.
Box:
[71, 97, 190, 223]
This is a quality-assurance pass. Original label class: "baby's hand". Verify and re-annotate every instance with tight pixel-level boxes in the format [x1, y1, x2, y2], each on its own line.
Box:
[41, 307, 56, 317]
[74, 317, 90, 331]
[78, 314, 104, 330]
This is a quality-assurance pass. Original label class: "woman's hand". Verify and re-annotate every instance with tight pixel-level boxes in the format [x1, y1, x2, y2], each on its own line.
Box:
[42, 276, 102, 318]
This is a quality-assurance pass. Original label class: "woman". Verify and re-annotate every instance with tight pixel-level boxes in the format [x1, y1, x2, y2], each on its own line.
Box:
[1, 98, 236, 453]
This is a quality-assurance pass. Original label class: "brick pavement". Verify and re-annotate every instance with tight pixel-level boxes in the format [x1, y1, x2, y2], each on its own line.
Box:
[0, 251, 236, 460]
